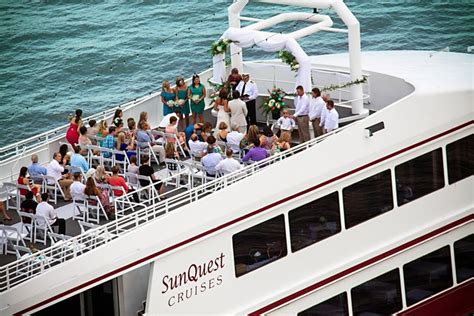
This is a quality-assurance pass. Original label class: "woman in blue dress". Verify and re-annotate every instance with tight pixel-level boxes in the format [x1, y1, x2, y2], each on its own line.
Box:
[174, 76, 190, 129]
[161, 80, 176, 116]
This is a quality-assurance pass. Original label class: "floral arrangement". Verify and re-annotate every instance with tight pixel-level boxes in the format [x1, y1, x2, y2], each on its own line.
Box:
[210, 38, 234, 56]
[166, 100, 176, 107]
[191, 95, 201, 102]
[261, 86, 287, 114]
[207, 80, 233, 106]
[278, 50, 299, 71]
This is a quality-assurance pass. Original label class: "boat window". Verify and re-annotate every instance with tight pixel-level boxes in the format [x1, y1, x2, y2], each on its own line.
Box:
[446, 134, 473, 184]
[395, 148, 444, 206]
[233, 214, 287, 277]
[403, 246, 452, 306]
[343, 169, 393, 229]
[454, 234, 474, 283]
[351, 269, 402, 315]
[298, 292, 348, 316]
[289, 191, 341, 252]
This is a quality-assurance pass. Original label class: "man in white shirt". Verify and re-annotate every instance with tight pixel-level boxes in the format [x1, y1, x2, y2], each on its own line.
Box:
[236, 73, 258, 125]
[201, 145, 223, 176]
[70, 172, 86, 201]
[46, 152, 73, 201]
[292, 85, 310, 143]
[320, 93, 331, 133]
[323, 100, 339, 133]
[228, 90, 248, 133]
[188, 134, 208, 159]
[309, 87, 325, 138]
[215, 149, 242, 175]
[36, 193, 66, 234]
[227, 124, 245, 154]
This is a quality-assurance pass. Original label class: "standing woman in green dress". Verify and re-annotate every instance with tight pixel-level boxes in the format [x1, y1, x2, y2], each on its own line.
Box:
[187, 74, 206, 124]
[161, 80, 176, 116]
[174, 76, 190, 129]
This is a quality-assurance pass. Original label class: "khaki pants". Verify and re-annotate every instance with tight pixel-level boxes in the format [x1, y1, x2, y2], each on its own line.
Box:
[311, 118, 323, 138]
[151, 145, 166, 163]
[296, 116, 310, 143]
[58, 179, 73, 200]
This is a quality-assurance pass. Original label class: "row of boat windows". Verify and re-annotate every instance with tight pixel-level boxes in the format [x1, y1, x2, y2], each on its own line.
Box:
[232, 134, 473, 277]
[299, 234, 474, 315]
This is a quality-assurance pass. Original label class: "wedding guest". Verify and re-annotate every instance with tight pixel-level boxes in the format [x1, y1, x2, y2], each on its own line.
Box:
[202, 145, 223, 176]
[66, 109, 82, 146]
[20, 191, 37, 222]
[28, 154, 47, 181]
[206, 135, 222, 154]
[36, 192, 66, 234]
[127, 118, 137, 139]
[188, 74, 206, 124]
[102, 126, 117, 158]
[275, 132, 291, 152]
[165, 142, 180, 159]
[227, 68, 242, 91]
[138, 111, 149, 127]
[47, 152, 73, 201]
[215, 122, 228, 143]
[161, 80, 176, 116]
[18, 166, 41, 198]
[94, 165, 109, 184]
[59, 144, 70, 165]
[228, 90, 248, 133]
[97, 120, 109, 145]
[139, 156, 165, 195]
[115, 132, 135, 161]
[127, 155, 140, 185]
[227, 123, 245, 154]
[86, 119, 98, 139]
[175, 76, 190, 128]
[322, 100, 339, 133]
[112, 109, 123, 127]
[260, 126, 277, 152]
[70, 172, 86, 201]
[70, 146, 89, 172]
[236, 73, 258, 125]
[188, 133, 208, 159]
[84, 177, 114, 217]
[276, 109, 295, 140]
[242, 139, 268, 163]
[320, 93, 330, 131]
[136, 121, 166, 163]
[215, 149, 242, 175]
[242, 124, 259, 149]
[78, 126, 92, 146]
[165, 116, 186, 145]
[309, 87, 325, 137]
[214, 88, 231, 131]
[293, 85, 310, 143]
[108, 165, 139, 202]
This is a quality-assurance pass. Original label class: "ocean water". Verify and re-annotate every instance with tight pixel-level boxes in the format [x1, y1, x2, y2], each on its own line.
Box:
[0, 0, 473, 148]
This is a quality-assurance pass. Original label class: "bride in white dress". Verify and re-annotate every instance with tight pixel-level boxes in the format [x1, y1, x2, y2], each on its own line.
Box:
[214, 89, 231, 131]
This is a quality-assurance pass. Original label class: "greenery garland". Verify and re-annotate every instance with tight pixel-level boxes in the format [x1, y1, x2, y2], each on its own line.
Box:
[286, 76, 368, 96]
[210, 38, 235, 56]
[278, 50, 299, 71]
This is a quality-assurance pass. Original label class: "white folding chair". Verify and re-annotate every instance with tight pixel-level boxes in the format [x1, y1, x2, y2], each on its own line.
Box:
[33, 214, 55, 245]
[85, 195, 109, 224]
[164, 158, 191, 189]
[72, 196, 87, 221]
[18, 211, 35, 242]
[0, 225, 27, 255]
[86, 144, 103, 167]
[2, 182, 19, 211]
[40, 175, 66, 204]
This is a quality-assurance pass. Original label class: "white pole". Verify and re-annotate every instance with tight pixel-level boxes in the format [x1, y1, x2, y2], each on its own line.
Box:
[228, 0, 248, 72]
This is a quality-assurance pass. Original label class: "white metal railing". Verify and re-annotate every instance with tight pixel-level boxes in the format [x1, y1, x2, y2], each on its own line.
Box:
[0, 123, 353, 292]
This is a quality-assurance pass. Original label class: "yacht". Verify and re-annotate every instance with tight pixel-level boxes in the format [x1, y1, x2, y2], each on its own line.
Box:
[0, 0, 472, 315]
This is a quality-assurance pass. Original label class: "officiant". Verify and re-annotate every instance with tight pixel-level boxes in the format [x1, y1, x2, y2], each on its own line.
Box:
[236, 73, 258, 126]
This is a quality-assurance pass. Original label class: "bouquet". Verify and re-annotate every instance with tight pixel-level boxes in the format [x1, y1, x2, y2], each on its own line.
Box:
[191, 95, 200, 102]
[261, 86, 287, 114]
[210, 38, 235, 56]
[166, 100, 175, 107]
[278, 50, 299, 72]
[177, 99, 186, 106]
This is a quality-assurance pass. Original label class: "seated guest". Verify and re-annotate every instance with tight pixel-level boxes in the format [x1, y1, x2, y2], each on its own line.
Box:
[215, 149, 242, 175]
[188, 133, 207, 158]
[275, 131, 291, 152]
[86, 119, 98, 139]
[126, 118, 137, 141]
[94, 165, 109, 184]
[138, 156, 165, 195]
[46, 152, 73, 201]
[215, 122, 228, 143]
[136, 121, 166, 163]
[78, 126, 92, 146]
[227, 123, 245, 154]
[116, 132, 135, 161]
[107, 165, 139, 202]
[206, 135, 222, 154]
[245, 125, 260, 149]
[28, 154, 47, 181]
[18, 166, 41, 198]
[20, 191, 37, 223]
[242, 139, 269, 163]
[112, 109, 123, 128]
[184, 123, 202, 144]
[127, 155, 139, 185]
[70, 146, 89, 173]
[59, 144, 71, 167]
[165, 142, 180, 160]
[102, 126, 117, 158]
[260, 126, 277, 152]
[36, 192, 66, 234]
[70, 172, 86, 201]
[201, 145, 223, 176]
[84, 177, 114, 216]
[138, 111, 149, 128]
[97, 120, 109, 140]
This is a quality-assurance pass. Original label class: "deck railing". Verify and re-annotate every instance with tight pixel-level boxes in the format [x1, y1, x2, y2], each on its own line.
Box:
[0, 123, 352, 293]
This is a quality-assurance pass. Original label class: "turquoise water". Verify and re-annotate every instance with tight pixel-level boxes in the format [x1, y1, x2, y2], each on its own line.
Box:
[0, 1, 473, 147]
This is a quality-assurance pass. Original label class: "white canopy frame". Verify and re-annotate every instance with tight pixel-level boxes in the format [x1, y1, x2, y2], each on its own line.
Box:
[213, 0, 365, 115]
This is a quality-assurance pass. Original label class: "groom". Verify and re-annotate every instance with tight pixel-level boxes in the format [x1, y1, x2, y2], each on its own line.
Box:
[236, 73, 258, 126]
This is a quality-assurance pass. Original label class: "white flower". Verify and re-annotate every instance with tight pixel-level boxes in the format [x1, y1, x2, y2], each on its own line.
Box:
[294, 64, 300, 69]
[268, 99, 275, 106]
[166, 100, 175, 107]
[217, 46, 223, 52]
[192, 95, 200, 101]
[177, 99, 185, 106]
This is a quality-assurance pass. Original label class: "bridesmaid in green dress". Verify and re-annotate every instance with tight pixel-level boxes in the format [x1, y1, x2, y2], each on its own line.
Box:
[161, 80, 176, 116]
[187, 74, 206, 124]
[174, 76, 190, 129]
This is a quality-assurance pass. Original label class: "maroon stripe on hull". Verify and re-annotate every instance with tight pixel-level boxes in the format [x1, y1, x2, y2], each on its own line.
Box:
[397, 279, 474, 316]
[14, 121, 473, 315]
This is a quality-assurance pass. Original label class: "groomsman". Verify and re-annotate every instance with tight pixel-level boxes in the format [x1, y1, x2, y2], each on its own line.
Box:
[236, 73, 258, 126]
[293, 85, 310, 143]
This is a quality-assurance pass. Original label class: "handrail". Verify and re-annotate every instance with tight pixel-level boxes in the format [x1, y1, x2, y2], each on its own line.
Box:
[0, 121, 353, 293]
